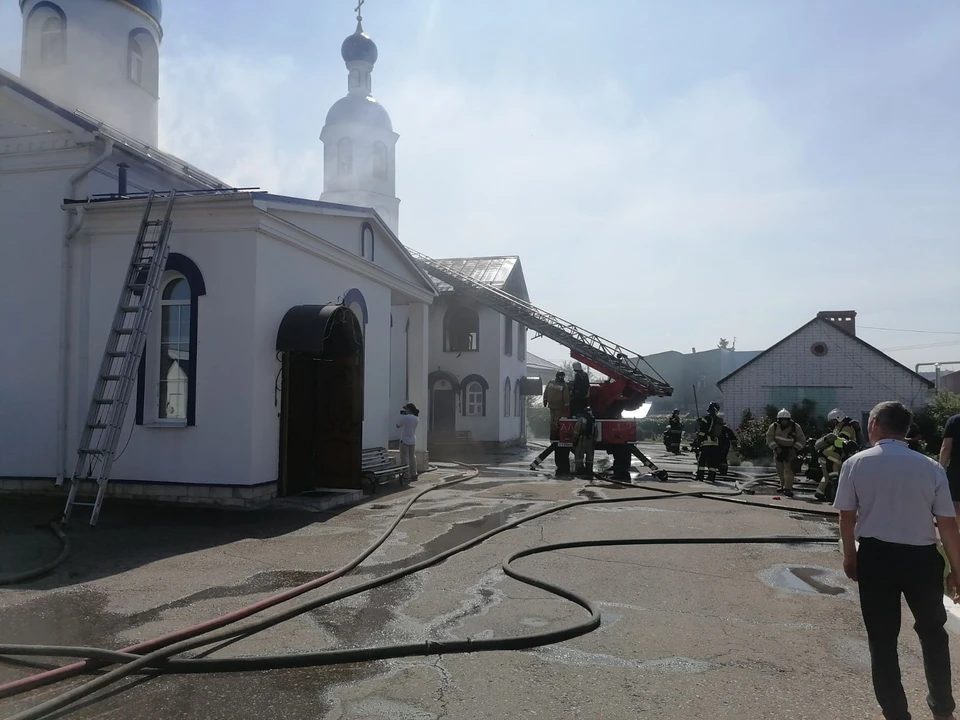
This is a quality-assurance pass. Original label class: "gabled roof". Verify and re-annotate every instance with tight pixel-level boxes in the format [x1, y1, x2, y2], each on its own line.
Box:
[717, 317, 935, 388]
[428, 256, 530, 301]
[526, 352, 562, 372]
[0, 68, 228, 190]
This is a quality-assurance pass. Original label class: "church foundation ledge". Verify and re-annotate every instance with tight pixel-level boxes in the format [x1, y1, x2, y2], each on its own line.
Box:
[0, 477, 279, 508]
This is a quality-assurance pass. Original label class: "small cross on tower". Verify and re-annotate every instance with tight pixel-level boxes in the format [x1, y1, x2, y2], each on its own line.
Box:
[355, 0, 364, 23]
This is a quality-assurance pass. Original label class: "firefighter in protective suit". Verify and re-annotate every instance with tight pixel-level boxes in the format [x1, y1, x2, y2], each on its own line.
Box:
[570, 362, 591, 417]
[695, 402, 723, 482]
[573, 407, 599, 478]
[543, 371, 570, 441]
[664, 409, 683, 455]
[765, 409, 806, 497]
[814, 408, 860, 501]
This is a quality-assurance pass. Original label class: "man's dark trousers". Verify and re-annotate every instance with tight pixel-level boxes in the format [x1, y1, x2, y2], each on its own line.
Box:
[858, 537, 955, 719]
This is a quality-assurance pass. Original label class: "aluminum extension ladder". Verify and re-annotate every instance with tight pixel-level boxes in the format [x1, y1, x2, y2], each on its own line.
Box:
[406, 249, 673, 399]
[62, 190, 177, 526]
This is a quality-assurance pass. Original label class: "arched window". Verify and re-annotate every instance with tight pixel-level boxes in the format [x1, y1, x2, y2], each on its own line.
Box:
[348, 68, 361, 90]
[40, 15, 66, 67]
[466, 382, 484, 417]
[515, 378, 522, 417]
[461, 374, 489, 417]
[517, 325, 526, 361]
[504, 317, 513, 356]
[127, 30, 159, 95]
[338, 138, 353, 175]
[372, 142, 388, 180]
[128, 36, 144, 85]
[360, 223, 375, 261]
[159, 276, 190, 420]
[136, 254, 206, 427]
[444, 307, 480, 353]
[503, 377, 511, 417]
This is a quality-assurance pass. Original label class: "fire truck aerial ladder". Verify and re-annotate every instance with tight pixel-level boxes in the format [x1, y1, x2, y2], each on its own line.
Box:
[409, 250, 675, 480]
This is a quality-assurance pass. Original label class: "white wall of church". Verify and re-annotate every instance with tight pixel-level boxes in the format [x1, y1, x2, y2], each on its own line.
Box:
[68, 216, 261, 486]
[268, 208, 410, 283]
[249, 234, 396, 485]
[0, 138, 209, 479]
[497, 316, 528, 442]
[428, 300, 514, 442]
[388, 304, 410, 443]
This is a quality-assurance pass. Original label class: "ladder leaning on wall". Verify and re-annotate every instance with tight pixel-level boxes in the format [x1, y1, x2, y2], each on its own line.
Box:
[62, 190, 177, 526]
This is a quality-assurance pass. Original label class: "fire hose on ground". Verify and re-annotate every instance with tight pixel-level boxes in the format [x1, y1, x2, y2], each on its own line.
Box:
[0, 470, 840, 720]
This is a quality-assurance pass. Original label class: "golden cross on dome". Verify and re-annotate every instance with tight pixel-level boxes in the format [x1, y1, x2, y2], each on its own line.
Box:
[355, 0, 364, 23]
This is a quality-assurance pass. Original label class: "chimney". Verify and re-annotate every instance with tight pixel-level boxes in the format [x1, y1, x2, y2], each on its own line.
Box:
[817, 310, 857, 336]
[117, 162, 129, 196]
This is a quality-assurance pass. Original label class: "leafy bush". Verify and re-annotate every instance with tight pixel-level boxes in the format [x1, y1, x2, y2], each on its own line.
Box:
[912, 391, 960, 455]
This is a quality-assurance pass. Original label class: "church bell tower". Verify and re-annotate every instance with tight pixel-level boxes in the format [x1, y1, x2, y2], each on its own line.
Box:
[320, 3, 400, 235]
[19, 0, 163, 145]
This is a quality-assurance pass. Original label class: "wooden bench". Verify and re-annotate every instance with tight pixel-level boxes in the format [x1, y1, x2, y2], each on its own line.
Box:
[361, 447, 406, 493]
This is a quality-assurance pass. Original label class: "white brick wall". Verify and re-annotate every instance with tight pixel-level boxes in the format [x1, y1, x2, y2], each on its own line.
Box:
[719, 319, 934, 428]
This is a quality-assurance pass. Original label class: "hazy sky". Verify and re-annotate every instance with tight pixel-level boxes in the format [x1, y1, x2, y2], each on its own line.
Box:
[1, 0, 958, 370]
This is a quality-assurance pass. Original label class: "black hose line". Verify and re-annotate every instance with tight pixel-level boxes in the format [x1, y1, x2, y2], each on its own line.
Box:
[0, 535, 833, 679]
[2, 474, 839, 720]
[0, 524, 70, 587]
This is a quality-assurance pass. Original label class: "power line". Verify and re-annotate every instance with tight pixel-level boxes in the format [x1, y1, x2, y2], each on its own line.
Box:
[881, 340, 960, 352]
[861, 325, 960, 335]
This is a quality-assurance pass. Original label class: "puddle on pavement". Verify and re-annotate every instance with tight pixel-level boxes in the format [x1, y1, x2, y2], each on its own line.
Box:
[404, 501, 486, 519]
[762, 565, 848, 596]
[577, 487, 603, 501]
[371, 504, 535, 574]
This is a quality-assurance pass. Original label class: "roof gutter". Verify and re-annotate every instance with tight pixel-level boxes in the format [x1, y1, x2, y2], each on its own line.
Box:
[56, 135, 114, 486]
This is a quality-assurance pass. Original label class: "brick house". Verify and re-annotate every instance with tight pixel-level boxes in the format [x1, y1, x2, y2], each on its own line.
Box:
[717, 311, 935, 429]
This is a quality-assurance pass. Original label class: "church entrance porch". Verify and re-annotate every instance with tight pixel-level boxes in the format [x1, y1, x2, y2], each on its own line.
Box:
[277, 305, 364, 496]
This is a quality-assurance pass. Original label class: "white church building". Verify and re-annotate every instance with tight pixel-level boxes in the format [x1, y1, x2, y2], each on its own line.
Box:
[0, 0, 529, 505]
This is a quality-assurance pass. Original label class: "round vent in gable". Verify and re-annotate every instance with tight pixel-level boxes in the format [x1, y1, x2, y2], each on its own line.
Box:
[810, 342, 828, 357]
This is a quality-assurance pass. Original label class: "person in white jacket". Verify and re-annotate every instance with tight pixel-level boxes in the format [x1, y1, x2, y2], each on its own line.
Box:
[396, 403, 420, 481]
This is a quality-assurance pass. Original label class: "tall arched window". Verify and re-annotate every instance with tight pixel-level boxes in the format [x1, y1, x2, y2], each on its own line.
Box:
[40, 15, 66, 67]
[338, 138, 353, 175]
[128, 36, 144, 85]
[465, 382, 484, 417]
[514, 378, 521, 417]
[503, 377, 511, 417]
[461, 374, 489, 417]
[517, 325, 526, 361]
[372, 142, 388, 180]
[444, 307, 480, 352]
[159, 277, 190, 420]
[349, 68, 361, 90]
[504, 317, 513, 356]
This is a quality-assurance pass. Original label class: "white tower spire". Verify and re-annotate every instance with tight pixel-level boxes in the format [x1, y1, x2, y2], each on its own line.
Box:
[320, 5, 400, 235]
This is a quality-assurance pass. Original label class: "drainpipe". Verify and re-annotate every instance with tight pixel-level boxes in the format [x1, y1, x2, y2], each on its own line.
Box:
[56, 135, 114, 486]
[915, 361, 960, 391]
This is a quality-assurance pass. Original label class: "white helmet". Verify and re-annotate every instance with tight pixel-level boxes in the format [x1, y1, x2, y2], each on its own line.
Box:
[777, 408, 791, 420]
[827, 408, 844, 423]
[572, 362, 582, 371]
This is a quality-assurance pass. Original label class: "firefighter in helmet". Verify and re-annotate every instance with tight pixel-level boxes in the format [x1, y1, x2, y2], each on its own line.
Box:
[664, 409, 683, 455]
[717, 414, 738, 476]
[814, 408, 860, 501]
[543, 371, 570, 441]
[695, 401, 724, 482]
[573, 406, 599, 478]
[765, 408, 806, 497]
[570, 362, 591, 417]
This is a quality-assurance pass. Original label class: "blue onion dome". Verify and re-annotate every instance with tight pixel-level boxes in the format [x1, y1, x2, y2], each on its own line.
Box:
[120, 0, 162, 24]
[341, 22, 378, 65]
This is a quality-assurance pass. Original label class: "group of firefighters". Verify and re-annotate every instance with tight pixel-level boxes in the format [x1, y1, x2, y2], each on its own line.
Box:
[666, 403, 862, 500]
[543, 364, 866, 498]
[542, 365, 597, 477]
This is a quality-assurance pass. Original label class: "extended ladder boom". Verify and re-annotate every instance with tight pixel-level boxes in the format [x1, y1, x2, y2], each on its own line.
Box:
[409, 250, 673, 399]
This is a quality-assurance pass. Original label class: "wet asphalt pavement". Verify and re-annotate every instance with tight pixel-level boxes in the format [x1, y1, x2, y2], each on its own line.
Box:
[1, 444, 957, 718]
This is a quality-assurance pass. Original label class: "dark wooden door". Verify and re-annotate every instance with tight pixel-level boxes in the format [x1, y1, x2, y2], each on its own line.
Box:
[432, 388, 456, 433]
[315, 355, 363, 489]
[281, 354, 321, 496]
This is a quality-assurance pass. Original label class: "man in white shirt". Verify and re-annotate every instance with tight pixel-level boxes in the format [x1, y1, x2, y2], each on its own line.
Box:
[396, 403, 419, 482]
[835, 401, 960, 720]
